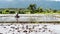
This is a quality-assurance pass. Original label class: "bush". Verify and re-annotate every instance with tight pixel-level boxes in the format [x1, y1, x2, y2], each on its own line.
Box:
[2, 9, 9, 14]
[24, 9, 31, 14]
[9, 11, 15, 14]
[0, 11, 2, 14]
[18, 10, 25, 14]
[53, 10, 57, 13]
[37, 7, 44, 13]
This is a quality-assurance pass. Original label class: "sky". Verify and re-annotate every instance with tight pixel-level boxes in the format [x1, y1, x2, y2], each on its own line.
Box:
[0, 0, 60, 2]
[49, 0, 60, 1]
[0, 0, 60, 10]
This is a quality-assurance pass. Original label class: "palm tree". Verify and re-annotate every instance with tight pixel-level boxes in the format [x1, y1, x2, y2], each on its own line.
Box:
[28, 4, 36, 14]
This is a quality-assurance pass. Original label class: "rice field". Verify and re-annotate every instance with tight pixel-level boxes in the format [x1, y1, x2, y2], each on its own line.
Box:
[0, 14, 60, 23]
[0, 14, 60, 34]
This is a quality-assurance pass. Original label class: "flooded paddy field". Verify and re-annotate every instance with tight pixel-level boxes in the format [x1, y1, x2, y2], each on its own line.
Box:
[0, 23, 60, 34]
[0, 14, 60, 34]
[0, 14, 60, 22]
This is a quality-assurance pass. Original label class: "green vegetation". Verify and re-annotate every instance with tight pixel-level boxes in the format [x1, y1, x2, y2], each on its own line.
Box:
[9, 10, 15, 14]
[0, 4, 60, 14]
[2, 9, 9, 14]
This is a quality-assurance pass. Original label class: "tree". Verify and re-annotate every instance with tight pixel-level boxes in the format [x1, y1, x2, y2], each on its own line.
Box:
[37, 7, 44, 13]
[28, 4, 36, 14]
